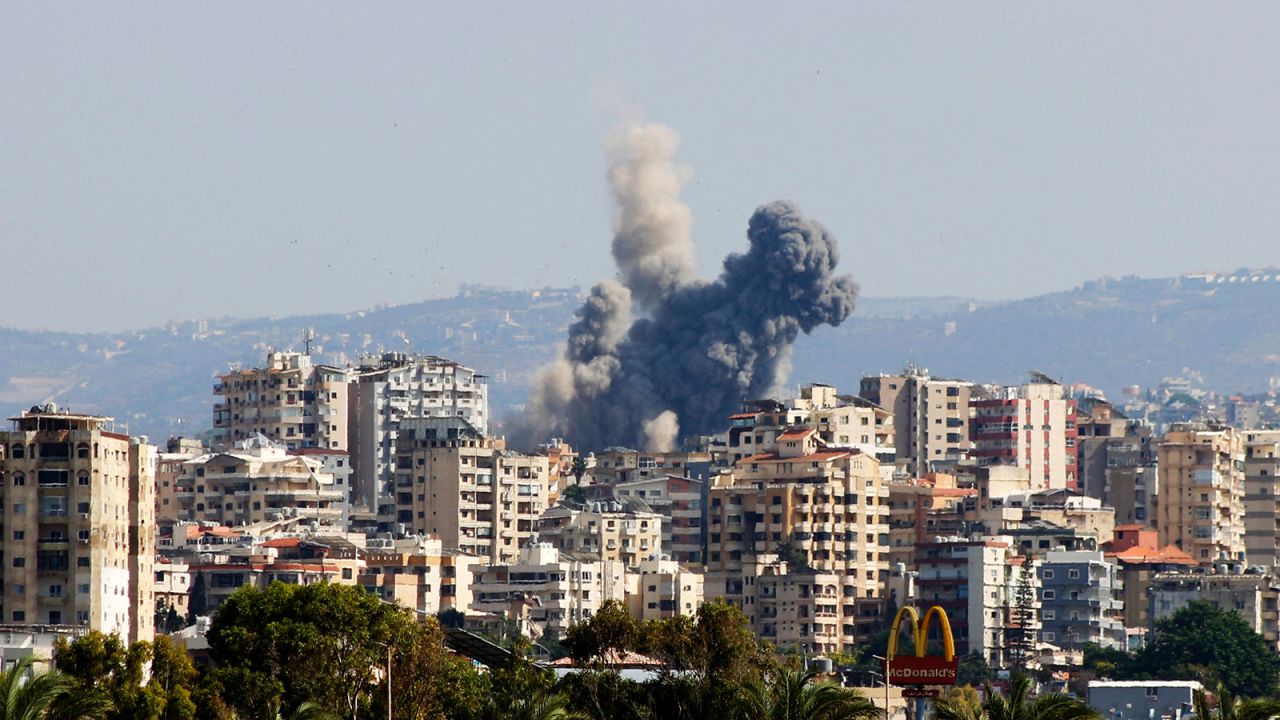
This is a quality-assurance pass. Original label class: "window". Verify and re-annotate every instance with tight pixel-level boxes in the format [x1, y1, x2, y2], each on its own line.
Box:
[1043, 631, 1055, 642]
[1043, 590, 1055, 600]
[1067, 569, 1080, 579]
[12, 612, 24, 622]
[11, 531, 22, 541]
[11, 558, 24, 568]
[1043, 569, 1054, 580]
[1043, 610, 1056, 620]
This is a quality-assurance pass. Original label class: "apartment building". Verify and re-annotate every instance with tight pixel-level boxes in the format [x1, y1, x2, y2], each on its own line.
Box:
[359, 535, 480, 615]
[1038, 550, 1125, 650]
[171, 438, 345, 529]
[913, 538, 1040, 668]
[536, 502, 663, 569]
[885, 474, 974, 569]
[349, 352, 489, 521]
[469, 542, 626, 639]
[630, 556, 703, 621]
[590, 449, 711, 486]
[705, 429, 889, 650]
[1243, 430, 1280, 568]
[1075, 399, 1156, 507]
[1148, 572, 1280, 651]
[213, 351, 350, 451]
[393, 417, 549, 563]
[608, 474, 705, 564]
[184, 534, 363, 615]
[1103, 525, 1196, 630]
[859, 366, 972, 476]
[790, 384, 896, 465]
[970, 376, 1079, 491]
[1157, 424, 1246, 565]
[0, 407, 156, 643]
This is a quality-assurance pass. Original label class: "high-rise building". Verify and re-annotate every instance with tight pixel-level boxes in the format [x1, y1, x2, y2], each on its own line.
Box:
[0, 407, 156, 643]
[970, 375, 1079, 491]
[1243, 430, 1280, 568]
[213, 351, 351, 452]
[392, 417, 549, 563]
[536, 501, 663, 569]
[859, 366, 972, 476]
[1075, 399, 1156, 509]
[1157, 424, 1246, 565]
[705, 428, 889, 651]
[349, 353, 489, 522]
[1038, 550, 1125, 651]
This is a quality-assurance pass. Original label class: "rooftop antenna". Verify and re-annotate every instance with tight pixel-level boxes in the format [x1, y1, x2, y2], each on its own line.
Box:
[303, 328, 315, 356]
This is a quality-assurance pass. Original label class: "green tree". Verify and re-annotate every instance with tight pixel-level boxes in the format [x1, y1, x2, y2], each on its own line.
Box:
[1193, 684, 1280, 720]
[563, 600, 638, 665]
[207, 581, 412, 720]
[52, 631, 151, 719]
[956, 653, 992, 687]
[736, 669, 880, 720]
[1137, 601, 1280, 698]
[369, 617, 486, 720]
[2, 655, 111, 720]
[934, 676, 1099, 720]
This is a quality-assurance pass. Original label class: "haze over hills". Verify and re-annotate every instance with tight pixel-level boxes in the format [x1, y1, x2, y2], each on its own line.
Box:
[1, 271, 1277, 443]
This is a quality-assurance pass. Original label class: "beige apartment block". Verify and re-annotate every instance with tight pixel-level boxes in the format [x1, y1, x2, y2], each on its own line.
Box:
[0, 407, 156, 643]
[393, 417, 549, 563]
[535, 502, 663, 569]
[630, 556, 702, 621]
[470, 543, 626, 640]
[349, 352, 490, 521]
[1157, 424, 1246, 565]
[213, 351, 350, 452]
[859, 366, 973, 476]
[1244, 430, 1280, 568]
[172, 438, 345, 529]
[609, 474, 704, 564]
[706, 429, 889, 651]
[360, 535, 480, 615]
[886, 474, 975, 570]
[590, 449, 711, 486]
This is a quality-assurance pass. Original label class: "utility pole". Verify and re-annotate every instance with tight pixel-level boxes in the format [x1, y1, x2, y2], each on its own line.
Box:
[386, 643, 392, 720]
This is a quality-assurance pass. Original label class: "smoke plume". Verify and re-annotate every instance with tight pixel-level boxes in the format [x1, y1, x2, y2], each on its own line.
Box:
[513, 122, 858, 451]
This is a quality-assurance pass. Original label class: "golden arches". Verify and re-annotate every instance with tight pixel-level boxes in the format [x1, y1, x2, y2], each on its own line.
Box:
[887, 605, 956, 662]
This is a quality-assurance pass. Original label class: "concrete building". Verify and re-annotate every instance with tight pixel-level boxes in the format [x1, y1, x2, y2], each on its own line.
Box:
[349, 352, 489, 523]
[1076, 400, 1157, 511]
[1104, 525, 1196, 630]
[1243, 430, 1280, 568]
[1147, 572, 1280, 651]
[1038, 550, 1125, 651]
[590, 449, 711, 486]
[359, 535, 480, 616]
[469, 542, 626, 640]
[1087, 681, 1200, 720]
[0, 407, 156, 643]
[706, 431, 889, 651]
[630, 556, 703, 621]
[913, 537, 1041, 668]
[859, 366, 973, 476]
[171, 437, 346, 529]
[790, 385, 896, 465]
[970, 375, 1079, 491]
[1157, 424, 1246, 565]
[536, 502, 663, 569]
[885, 474, 975, 570]
[393, 417, 549, 563]
[608, 474, 705, 564]
[213, 351, 351, 452]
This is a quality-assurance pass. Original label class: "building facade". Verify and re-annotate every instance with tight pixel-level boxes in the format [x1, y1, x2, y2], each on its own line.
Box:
[1156, 425, 1246, 565]
[213, 351, 350, 452]
[859, 367, 973, 476]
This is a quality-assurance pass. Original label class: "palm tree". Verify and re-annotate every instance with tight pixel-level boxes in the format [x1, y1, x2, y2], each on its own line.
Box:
[934, 676, 1098, 720]
[1192, 684, 1280, 720]
[495, 689, 586, 720]
[0, 656, 109, 720]
[738, 669, 881, 720]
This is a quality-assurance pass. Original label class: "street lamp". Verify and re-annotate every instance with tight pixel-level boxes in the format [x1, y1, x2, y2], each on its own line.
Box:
[873, 655, 891, 720]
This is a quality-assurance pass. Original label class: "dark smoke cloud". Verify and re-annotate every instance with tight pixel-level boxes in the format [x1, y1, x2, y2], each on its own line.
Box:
[513, 123, 858, 451]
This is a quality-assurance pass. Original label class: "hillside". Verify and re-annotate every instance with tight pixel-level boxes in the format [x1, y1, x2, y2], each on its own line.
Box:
[2, 273, 1277, 440]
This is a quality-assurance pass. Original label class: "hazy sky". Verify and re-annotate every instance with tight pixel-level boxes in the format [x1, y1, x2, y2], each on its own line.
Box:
[3, 3, 1279, 333]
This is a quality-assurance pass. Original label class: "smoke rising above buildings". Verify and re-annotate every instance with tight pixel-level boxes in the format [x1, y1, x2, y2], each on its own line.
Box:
[514, 122, 859, 451]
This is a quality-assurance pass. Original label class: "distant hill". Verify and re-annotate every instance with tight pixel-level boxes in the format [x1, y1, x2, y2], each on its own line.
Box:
[2, 273, 1278, 440]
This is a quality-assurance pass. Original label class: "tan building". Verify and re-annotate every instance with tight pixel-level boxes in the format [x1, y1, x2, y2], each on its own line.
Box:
[1104, 525, 1196, 630]
[535, 502, 663, 569]
[609, 474, 705, 564]
[155, 558, 191, 624]
[0, 407, 156, 643]
[470, 543, 627, 640]
[172, 438, 345, 529]
[1244, 430, 1280, 568]
[705, 428, 889, 651]
[886, 474, 975, 570]
[590, 449, 711, 486]
[359, 536, 480, 615]
[630, 556, 703, 621]
[859, 366, 973, 476]
[393, 417, 549, 563]
[1157, 424, 1246, 565]
[213, 351, 351, 451]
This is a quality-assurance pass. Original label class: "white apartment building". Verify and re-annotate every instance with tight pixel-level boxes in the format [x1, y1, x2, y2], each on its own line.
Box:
[470, 543, 626, 639]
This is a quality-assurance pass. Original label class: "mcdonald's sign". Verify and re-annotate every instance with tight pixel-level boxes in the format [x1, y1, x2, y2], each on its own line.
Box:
[883, 605, 959, 686]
